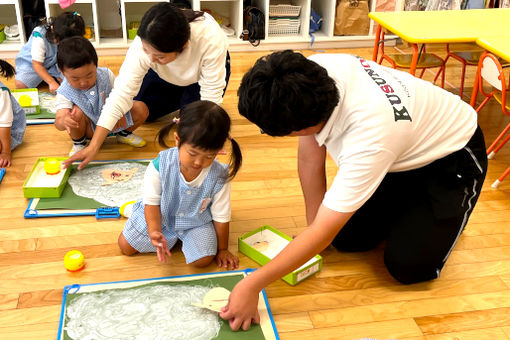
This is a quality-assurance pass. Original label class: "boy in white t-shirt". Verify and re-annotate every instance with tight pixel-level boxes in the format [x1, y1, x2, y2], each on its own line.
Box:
[219, 50, 488, 331]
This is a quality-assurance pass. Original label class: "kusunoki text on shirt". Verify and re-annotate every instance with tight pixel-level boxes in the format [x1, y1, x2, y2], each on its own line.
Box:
[357, 57, 412, 122]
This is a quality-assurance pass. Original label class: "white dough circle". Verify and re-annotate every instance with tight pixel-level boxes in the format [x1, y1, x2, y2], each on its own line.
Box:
[201, 287, 231, 312]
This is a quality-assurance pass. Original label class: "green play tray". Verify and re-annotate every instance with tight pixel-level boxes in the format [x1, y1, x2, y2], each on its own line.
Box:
[238, 225, 322, 285]
[22, 157, 71, 198]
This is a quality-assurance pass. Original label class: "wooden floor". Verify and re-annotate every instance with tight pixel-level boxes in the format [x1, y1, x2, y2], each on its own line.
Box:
[1, 44, 510, 340]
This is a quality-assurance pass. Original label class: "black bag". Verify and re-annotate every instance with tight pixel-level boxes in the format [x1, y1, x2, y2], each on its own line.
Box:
[21, 0, 46, 40]
[241, 6, 265, 46]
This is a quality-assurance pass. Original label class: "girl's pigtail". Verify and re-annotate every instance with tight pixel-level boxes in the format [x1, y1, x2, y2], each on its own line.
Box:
[0, 60, 15, 79]
[156, 117, 179, 148]
[44, 17, 55, 42]
[227, 136, 242, 181]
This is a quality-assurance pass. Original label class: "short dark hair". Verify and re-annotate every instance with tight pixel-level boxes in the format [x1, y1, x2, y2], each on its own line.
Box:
[137, 3, 203, 53]
[237, 50, 340, 136]
[57, 36, 98, 71]
[0, 59, 15, 79]
[157, 100, 242, 180]
[46, 11, 85, 43]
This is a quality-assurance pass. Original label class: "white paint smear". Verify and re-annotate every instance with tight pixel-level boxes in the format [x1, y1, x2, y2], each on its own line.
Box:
[68, 162, 147, 207]
[65, 284, 221, 340]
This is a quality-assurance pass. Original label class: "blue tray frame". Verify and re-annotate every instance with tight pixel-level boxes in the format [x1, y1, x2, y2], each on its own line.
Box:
[57, 269, 279, 340]
[24, 159, 150, 218]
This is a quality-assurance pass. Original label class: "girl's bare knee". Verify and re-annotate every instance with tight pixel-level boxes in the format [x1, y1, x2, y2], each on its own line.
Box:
[15, 80, 27, 89]
[118, 233, 138, 256]
[190, 255, 215, 268]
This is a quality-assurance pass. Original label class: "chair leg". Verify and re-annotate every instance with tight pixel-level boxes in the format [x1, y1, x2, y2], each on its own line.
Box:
[475, 95, 492, 113]
[439, 64, 446, 89]
[492, 165, 510, 189]
[459, 63, 467, 98]
[432, 65, 446, 88]
[419, 68, 426, 78]
[487, 122, 510, 158]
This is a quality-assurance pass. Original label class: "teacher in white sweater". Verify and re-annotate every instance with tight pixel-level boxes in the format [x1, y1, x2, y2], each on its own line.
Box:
[64, 3, 230, 169]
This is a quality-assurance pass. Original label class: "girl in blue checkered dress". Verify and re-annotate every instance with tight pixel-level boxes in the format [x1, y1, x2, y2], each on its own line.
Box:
[15, 12, 84, 93]
[0, 60, 26, 168]
[119, 100, 242, 269]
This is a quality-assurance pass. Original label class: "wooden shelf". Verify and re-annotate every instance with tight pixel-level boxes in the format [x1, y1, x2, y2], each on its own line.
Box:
[3, 0, 404, 54]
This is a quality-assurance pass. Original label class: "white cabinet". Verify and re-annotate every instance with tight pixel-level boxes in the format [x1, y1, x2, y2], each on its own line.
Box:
[121, 0, 168, 44]
[0, 0, 26, 51]
[44, 0, 100, 45]
[1, 0, 403, 54]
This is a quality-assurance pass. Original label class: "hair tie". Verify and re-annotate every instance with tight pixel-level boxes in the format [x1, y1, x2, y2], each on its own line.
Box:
[73, 11, 80, 16]
[172, 117, 180, 124]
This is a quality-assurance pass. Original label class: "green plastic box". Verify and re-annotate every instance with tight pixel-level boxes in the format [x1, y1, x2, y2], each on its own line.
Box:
[238, 225, 322, 285]
[128, 21, 139, 40]
[22, 157, 71, 198]
[11, 88, 40, 114]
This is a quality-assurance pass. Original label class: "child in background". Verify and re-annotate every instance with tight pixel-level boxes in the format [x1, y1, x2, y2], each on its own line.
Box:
[15, 11, 85, 93]
[0, 60, 26, 167]
[118, 100, 242, 269]
[54, 36, 148, 155]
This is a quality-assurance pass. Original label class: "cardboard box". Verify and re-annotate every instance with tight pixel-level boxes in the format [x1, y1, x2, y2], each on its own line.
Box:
[238, 225, 322, 285]
[23, 157, 71, 198]
[11, 88, 40, 114]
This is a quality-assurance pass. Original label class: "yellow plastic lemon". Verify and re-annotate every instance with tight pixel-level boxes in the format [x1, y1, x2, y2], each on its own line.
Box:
[64, 250, 85, 272]
[43, 158, 61, 175]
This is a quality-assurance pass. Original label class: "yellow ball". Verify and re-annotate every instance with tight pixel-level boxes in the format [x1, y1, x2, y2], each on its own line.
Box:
[43, 158, 61, 175]
[64, 250, 85, 272]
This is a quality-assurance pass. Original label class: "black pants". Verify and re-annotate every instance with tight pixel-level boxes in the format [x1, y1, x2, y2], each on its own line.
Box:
[134, 52, 231, 122]
[332, 126, 487, 284]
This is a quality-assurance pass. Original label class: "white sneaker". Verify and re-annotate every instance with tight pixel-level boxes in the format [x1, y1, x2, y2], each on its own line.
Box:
[69, 143, 87, 156]
[116, 132, 146, 147]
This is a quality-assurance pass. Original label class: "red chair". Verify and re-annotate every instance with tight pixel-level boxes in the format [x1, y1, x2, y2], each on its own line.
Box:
[377, 30, 445, 87]
[443, 43, 483, 98]
[473, 51, 510, 188]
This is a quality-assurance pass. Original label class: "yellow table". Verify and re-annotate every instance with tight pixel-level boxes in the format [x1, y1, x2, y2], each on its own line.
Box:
[470, 35, 510, 107]
[369, 9, 510, 75]
[476, 36, 510, 63]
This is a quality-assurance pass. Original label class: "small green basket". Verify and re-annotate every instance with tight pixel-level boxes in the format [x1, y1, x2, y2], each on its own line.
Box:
[128, 21, 140, 40]
[22, 157, 71, 198]
[238, 225, 322, 285]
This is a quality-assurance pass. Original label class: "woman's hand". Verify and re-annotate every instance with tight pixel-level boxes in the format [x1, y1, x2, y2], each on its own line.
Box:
[220, 278, 260, 331]
[62, 144, 98, 170]
[216, 249, 239, 270]
[149, 231, 171, 263]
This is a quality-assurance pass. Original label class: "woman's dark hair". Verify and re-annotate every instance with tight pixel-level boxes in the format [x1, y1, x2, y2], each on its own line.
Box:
[157, 100, 242, 180]
[0, 59, 15, 79]
[45, 11, 85, 43]
[137, 3, 203, 53]
[237, 50, 340, 136]
[57, 36, 98, 71]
